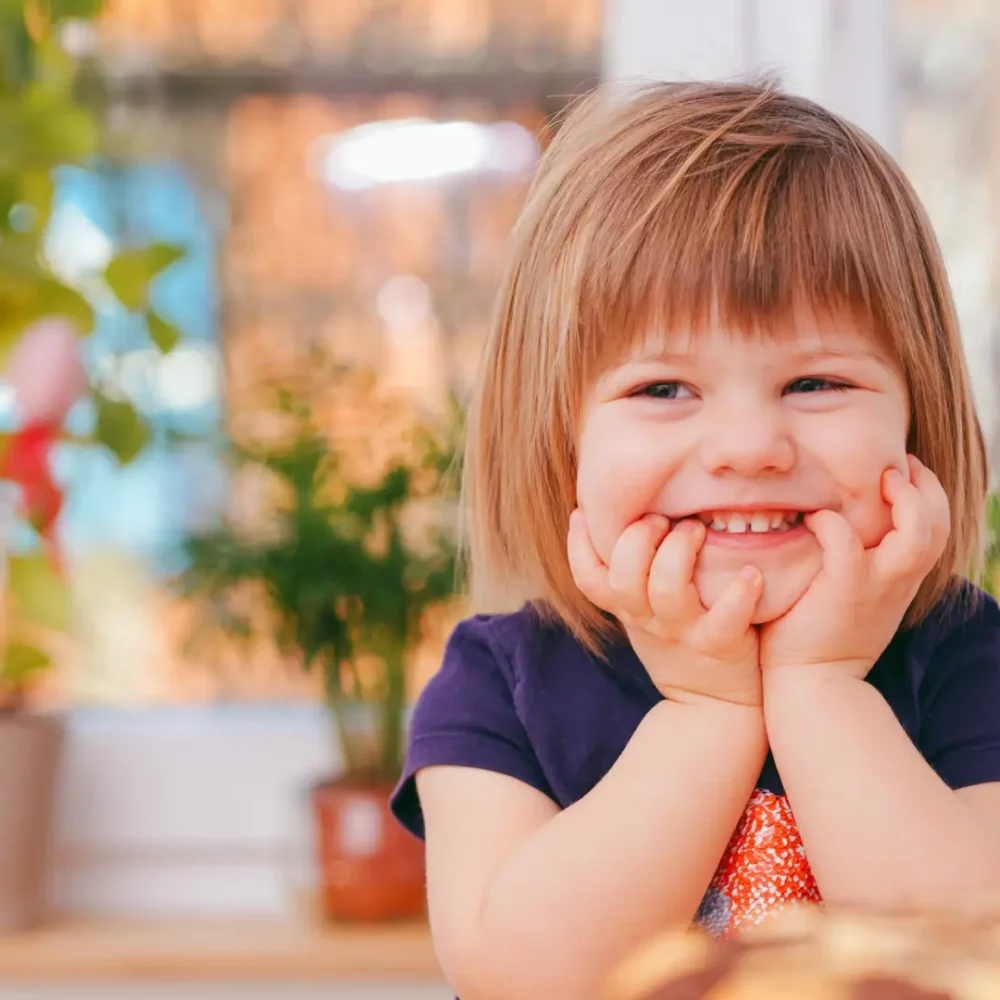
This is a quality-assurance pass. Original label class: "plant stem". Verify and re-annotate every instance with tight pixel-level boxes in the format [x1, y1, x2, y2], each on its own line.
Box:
[323, 665, 360, 780]
[381, 641, 406, 781]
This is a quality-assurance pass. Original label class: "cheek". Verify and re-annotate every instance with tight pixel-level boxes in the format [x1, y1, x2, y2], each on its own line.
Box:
[576, 417, 673, 563]
[822, 426, 907, 547]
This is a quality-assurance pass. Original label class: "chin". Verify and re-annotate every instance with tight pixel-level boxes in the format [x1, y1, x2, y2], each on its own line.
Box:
[694, 556, 821, 624]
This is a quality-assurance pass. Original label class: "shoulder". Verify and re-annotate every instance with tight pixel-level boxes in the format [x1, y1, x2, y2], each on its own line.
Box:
[443, 603, 596, 691]
[409, 606, 551, 730]
[904, 581, 1000, 789]
[392, 606, 652, 835]
[905, 581, 1000, 689]
[391, 605, 585, 836]
[443, 604, 545, 672]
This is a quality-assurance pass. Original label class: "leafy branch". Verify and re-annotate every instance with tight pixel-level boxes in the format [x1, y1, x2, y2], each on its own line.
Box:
[178, 369, 464, 782]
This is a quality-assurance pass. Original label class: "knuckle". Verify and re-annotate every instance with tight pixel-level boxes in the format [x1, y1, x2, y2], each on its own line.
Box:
[647, 574, 680, 605]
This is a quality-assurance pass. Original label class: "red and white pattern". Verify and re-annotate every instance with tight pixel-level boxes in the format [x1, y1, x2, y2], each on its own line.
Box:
[694, 788, 822, 938]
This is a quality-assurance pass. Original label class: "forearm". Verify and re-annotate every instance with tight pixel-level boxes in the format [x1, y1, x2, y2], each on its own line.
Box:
[765, 668, 1000, 910]
[471, 699, 766, 1000]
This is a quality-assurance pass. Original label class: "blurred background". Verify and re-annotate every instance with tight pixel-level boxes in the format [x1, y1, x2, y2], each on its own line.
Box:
[0, 0, 997, 997]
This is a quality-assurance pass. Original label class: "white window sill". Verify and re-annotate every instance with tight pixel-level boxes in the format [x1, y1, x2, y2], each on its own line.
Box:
[49, 705, 344, 918]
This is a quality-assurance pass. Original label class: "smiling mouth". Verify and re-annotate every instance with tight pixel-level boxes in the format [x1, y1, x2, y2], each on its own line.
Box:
[676, 510, 806, 535]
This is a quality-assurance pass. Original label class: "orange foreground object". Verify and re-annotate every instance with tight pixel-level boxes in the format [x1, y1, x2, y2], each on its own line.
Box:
[605, 904, 1000, 1000]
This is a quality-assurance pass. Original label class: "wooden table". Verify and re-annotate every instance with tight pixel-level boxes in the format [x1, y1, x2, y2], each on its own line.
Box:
[0, 918, 450, 1000]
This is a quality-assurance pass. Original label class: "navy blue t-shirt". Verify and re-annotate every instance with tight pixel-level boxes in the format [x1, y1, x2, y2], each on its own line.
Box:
[391, 584, 1000, 936]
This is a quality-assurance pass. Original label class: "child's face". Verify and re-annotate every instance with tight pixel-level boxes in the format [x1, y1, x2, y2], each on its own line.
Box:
[576, 312, 911, 623]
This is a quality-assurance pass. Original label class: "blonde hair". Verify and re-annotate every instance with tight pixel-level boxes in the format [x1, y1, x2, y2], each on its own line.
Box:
[463, 80, 987, 651]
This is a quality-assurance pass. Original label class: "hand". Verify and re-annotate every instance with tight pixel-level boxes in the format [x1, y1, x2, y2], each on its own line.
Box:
[759, 456, 950, 680]
[567, 509, 764, 706]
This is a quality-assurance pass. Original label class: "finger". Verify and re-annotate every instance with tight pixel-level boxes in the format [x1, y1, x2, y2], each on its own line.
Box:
[607, 514, 671, 618]
[804, 509, 865, 585]
[647, 519, 707, 623]
[908, 455, 951, 557]
[566, 509, 615, 612]
[873, 466, 935, 580]
[693, 565, 762, 650]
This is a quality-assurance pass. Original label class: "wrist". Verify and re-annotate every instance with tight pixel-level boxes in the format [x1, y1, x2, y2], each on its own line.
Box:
[649, 698, 768, 762]
[647, 651, 762, 709]
[761, 662, 872, 717]
[652, 693, 766, 731]
[659, 680, 762, 709]
[762, 658, 873, 688]
[641, 699, 768, 778]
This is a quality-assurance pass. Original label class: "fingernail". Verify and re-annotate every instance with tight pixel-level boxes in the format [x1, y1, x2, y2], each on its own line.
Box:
[741, 566, 761, 586]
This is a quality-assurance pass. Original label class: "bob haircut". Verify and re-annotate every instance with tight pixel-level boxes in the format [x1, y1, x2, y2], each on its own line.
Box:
[462, 80, 987, 652]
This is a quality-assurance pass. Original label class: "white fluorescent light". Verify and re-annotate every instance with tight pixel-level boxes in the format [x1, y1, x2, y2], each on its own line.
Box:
[319, 118, 540, 191]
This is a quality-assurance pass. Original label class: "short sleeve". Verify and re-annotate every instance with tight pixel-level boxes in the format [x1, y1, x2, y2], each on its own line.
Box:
[918, 594, 1000, 790]
[390, 617, 553, 839]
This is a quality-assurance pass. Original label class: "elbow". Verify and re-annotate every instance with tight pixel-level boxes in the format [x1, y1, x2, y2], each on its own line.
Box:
[436, 930, 519, 1000]
[440, 929, 602, 1000]
[446, 957, 594, 1000]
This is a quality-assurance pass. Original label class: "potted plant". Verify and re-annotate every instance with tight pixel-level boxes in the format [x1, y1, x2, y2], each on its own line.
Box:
[0, 0, 184, 930]
[178, 364, 463, 921]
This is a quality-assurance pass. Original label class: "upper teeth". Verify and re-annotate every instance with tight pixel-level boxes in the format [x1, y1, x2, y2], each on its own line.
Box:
[699, 511, 802, 534]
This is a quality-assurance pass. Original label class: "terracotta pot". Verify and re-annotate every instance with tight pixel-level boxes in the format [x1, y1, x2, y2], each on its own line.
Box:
[0, 712, 64, 931]
[312, 778, 425, 922]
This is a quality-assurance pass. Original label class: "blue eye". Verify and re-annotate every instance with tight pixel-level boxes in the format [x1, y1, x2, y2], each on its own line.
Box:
[636, 382, 694, 400]
[785, 377, 852, 395]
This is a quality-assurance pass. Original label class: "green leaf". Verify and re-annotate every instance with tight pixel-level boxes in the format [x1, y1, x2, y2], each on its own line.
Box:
[32, 38, 75, 94]
[0, 14, 34, 93]
[19, 169, 54, 227]
[94, 393, 151, 464]
[1, 641, 51, 683]
[8, 552, 71, 631]
[0, 91, 100, 169]
[147, 308, 181, 353]
[0, 230, 44, 281]
[104, 243, 184, 311]
[50, 0, 106, 21]
[0, 277, 92, 365]
[0, 174, 16, 227]
[34, 277, 94, 331]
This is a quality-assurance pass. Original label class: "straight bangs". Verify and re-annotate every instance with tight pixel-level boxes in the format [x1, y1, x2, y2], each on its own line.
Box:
[563, 97, 929, 418]
[465, 82, 987, 653]
[588, 151, 896, 372]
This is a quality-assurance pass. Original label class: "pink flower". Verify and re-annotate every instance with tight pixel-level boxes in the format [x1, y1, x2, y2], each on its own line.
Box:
[6, 318, 87, 427]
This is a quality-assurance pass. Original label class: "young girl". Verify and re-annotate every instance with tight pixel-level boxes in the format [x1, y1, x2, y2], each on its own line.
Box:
[390, 81, 1000, 1000]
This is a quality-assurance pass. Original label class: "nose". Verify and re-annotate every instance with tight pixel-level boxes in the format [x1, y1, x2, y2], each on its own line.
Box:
[699, 399, 795, 477]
